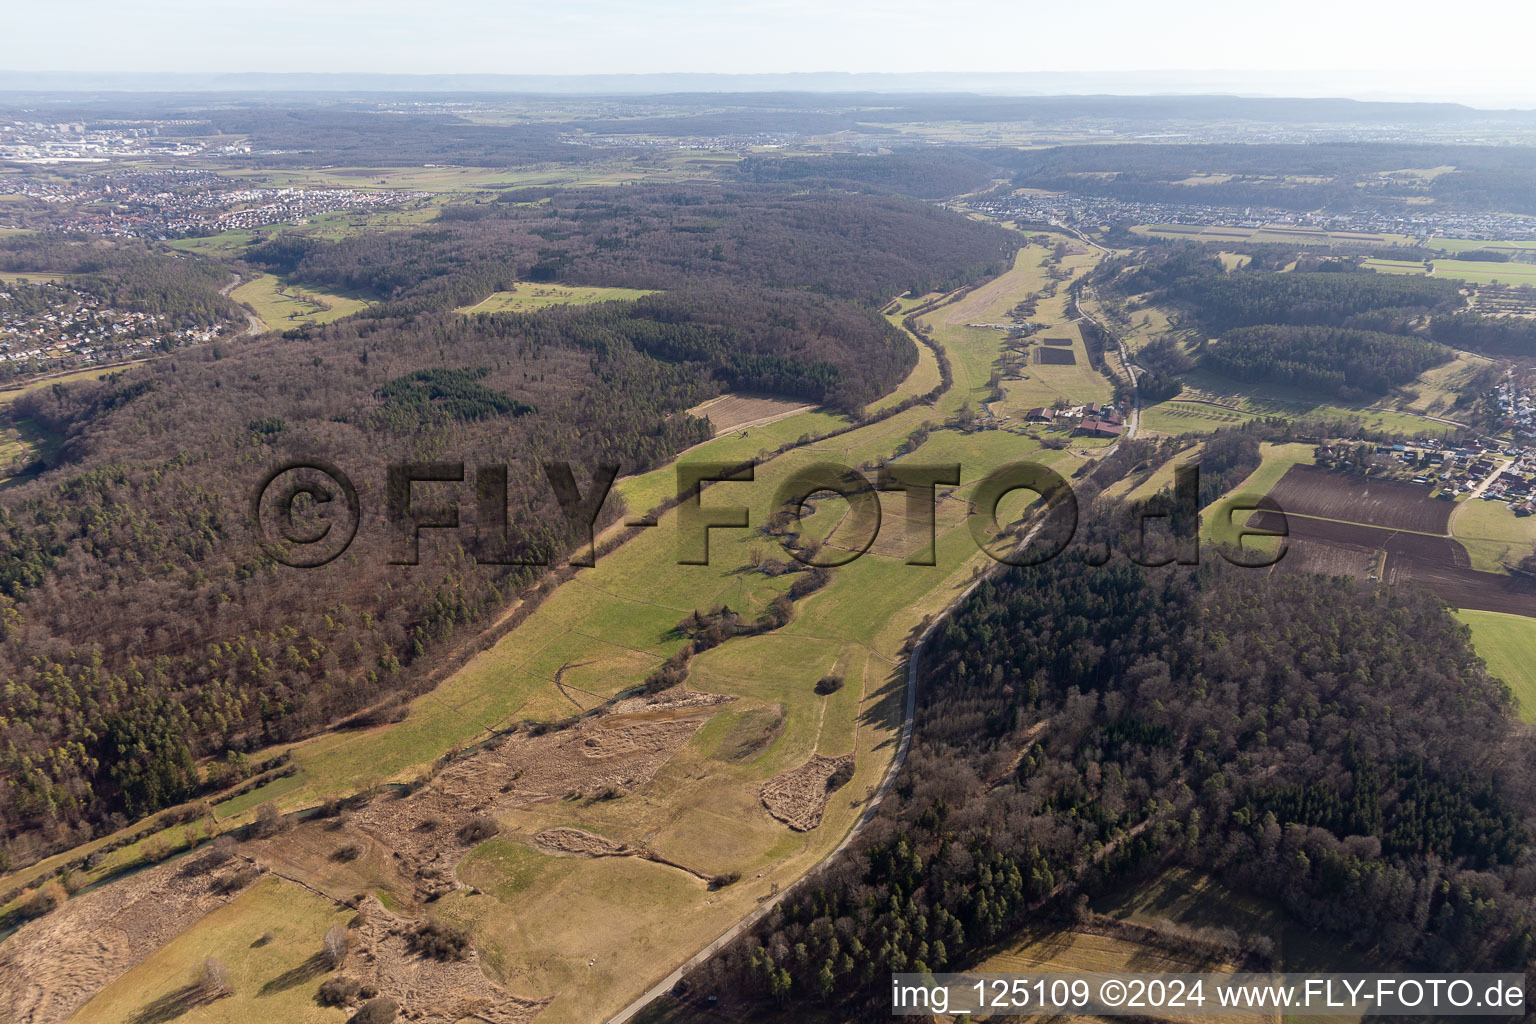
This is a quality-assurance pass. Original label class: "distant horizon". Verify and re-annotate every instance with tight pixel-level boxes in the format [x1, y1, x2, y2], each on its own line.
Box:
[3, 69, 1536, 111]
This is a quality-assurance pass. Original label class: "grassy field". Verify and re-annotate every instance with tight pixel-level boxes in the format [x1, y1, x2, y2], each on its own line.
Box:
[69, 876, 354, 1024]
[1202, 441, 1316, 553]
[1429, 237, 1536, 254]
[80, 234, 1112, 1024]
[229, 273, 370, 329]
[1159, 366, 1460, 439]
[0, 363, 144, 406]
[1456, 609, 1536, 722]
[961, 243, 1114, 420]
[0, 270, 77, 284]
[455, 284, 658, 314]
[1141, 398, 1256, 435]
[0, 415, 61, 488]
[1365, 257, 1536, 287]
[214, 154, 728, 195]
[1133, 223, 1417, 247]
[1451, 496, 1536, 574]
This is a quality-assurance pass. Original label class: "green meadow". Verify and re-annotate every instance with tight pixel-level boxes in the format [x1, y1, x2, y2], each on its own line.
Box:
[85, 235, 1117, 1024]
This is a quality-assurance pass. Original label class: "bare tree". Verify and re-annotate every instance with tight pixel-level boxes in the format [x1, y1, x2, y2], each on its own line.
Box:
[323, 925, 350, 969]
[200, 957, 232, 998]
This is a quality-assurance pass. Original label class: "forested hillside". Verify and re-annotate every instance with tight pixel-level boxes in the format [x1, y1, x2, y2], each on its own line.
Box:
[1202, 325, 1451, 397]
[1165, 270, 1462, 333]
[250, 183, 1018, 312]
[695, 529, 1535, 1015]
[0, 185, 1015, 866]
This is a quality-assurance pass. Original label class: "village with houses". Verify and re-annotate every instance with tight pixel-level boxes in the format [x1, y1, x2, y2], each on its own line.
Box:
[0, 168, 431, 237]
[0, 279, 230, 381]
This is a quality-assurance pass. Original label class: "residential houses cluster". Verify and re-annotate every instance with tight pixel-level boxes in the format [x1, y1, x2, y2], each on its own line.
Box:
[1319, 435, 1535, 513]
[0, 167, 433, 238]
[1491, 371, 1536, 438]
[974, 190, 1536, 245]
[0, 282, 226, 380]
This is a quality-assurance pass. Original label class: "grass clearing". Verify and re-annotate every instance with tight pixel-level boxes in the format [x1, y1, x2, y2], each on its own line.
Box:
[455, 284, 659, 314]
[69, 876, 354, 1024]
[229, 273, 369, 328]
[1456, 609, 1536, 721]
[1203, 441, 1316, 554]
[1097, 867, 1367, 974]
[0, 363, 145, 406]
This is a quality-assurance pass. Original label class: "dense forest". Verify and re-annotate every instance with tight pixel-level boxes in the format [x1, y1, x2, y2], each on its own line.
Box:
[1430, 310, 1536, 358]
[1202, 325, 1452, 398]
[1163, 269, 1463, 334]
[249, 182, 1018, 313]
[732, 151, 997, 200]
[690, 522, 1536, 1016]
[0, 184, 1014, 867]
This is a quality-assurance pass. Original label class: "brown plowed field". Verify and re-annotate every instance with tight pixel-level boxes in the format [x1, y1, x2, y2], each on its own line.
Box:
[686, 393, 814, 434]
[1272, 536, 1375, 579]
[1252, 511, 1535, 615]
[1265, 465, 1452, 534]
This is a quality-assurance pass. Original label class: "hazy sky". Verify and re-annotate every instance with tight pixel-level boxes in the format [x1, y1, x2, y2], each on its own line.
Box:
[7, 0, 1536, 86]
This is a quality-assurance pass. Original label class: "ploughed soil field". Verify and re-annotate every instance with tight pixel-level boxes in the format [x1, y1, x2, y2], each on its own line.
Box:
[685, 393, 815, 434]
[1252, 511, 1536, 616]
[1264, 465, 1453, 535]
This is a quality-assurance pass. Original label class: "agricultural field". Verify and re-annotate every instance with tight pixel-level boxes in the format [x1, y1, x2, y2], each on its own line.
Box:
[1246, 494, 1536, 616]
[1429, 237, 1536, 255]
[455, 284, 659, 315]
[1140, 398, 1255, 435]
[1365, 257, 1536, 287]
[1100, 440, 1203, 503]
[1387, 350, 1489, 419]
[1202, 441, 1315, 554]
[969, 924, 1270, 1024]
[0, 270, 77, 284]
[1264, 464, 1452, 534]
[10, 234, 1110, 1024]
[229, 273, 370, 329]
[685, 393, 815, 435]
[1456, 609, 1536, 722]
[0, 363, 143, 406]
[979, 244, 1116, 420]
[1132, 223, 1417, 247]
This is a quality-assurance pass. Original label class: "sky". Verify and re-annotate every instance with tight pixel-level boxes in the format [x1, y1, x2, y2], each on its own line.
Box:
[7, 0, 1536, 104]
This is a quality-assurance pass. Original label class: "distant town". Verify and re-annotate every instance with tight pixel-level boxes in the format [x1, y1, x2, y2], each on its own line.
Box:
[0, 167, 431, 237]
[979, 189, 1536, 243]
